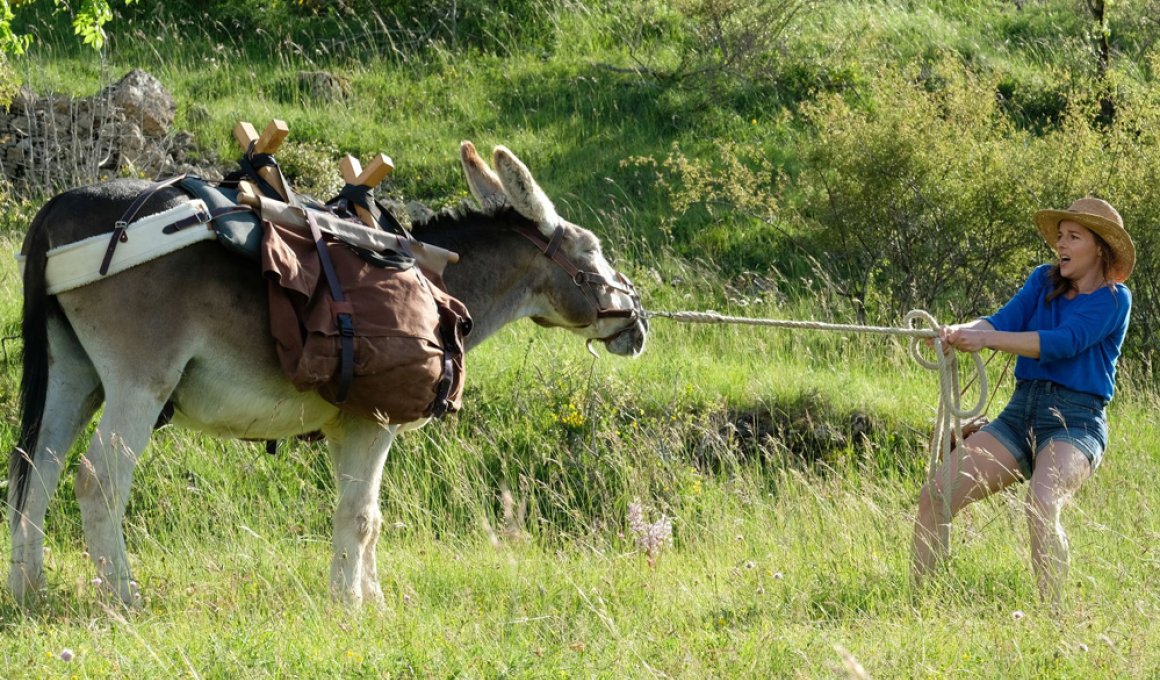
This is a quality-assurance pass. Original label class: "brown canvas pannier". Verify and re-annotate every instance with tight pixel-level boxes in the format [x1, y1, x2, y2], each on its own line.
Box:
[261, 219, 471, 423]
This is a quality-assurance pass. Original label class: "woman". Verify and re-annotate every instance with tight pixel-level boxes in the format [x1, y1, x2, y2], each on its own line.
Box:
[912, 196, 1133, 605]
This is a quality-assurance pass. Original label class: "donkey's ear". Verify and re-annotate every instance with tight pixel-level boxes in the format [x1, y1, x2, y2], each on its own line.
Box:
[492, 145, 561, 231]
[460, 140, 506, 212]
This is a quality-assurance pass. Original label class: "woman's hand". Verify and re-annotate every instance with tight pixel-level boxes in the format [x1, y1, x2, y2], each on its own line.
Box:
[941, 325, 990, 353]
[925, 323, 987, 354]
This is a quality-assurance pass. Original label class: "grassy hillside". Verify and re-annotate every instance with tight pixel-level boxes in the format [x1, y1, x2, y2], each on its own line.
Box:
[1, 1, 1159, 677]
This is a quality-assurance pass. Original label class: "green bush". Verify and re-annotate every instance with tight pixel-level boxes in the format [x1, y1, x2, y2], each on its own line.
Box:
[794, 60, 1042, 321]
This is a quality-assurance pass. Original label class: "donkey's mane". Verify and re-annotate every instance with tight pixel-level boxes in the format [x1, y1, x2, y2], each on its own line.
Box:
[410, 201, 539, 253]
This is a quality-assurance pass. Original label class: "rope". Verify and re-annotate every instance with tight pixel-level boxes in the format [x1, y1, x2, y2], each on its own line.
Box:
[646, 308, 989, 531]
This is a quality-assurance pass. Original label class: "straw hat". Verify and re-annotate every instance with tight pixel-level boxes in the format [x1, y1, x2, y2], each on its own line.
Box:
[1033, 196, 1135, 283]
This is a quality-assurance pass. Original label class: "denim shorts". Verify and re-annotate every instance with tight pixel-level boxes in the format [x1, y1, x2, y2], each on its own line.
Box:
[979, 379, 1108, 478]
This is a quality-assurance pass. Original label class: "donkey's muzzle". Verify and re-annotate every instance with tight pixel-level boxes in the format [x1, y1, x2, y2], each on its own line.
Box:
[602, 314, 648, 357]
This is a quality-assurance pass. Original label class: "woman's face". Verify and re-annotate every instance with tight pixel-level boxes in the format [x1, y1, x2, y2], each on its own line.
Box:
[1055, 220, 1103, 282]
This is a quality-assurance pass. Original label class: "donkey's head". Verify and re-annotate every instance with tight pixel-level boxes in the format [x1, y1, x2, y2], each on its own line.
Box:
[460, 141, 647, 357]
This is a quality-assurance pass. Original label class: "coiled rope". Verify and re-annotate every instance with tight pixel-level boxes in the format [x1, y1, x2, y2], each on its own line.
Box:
[645, 309, 989, 526]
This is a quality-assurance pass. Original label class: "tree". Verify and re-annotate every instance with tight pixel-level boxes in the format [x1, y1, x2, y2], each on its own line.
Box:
[0, 0, 134, 104]
[1083, 0, 1116, 125]
[0, 0, 135, 54]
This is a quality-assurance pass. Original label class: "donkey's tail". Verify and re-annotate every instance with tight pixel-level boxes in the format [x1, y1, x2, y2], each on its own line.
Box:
[9, 194, 62, 517]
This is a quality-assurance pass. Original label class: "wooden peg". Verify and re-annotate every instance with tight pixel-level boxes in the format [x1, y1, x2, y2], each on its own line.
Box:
[339, 154, 363, 186]
[255, 119, 289, 154]
[235, 119, 289, 154]
[236, 179, 259, 209]
[357, 153, 394, 186]
[232, 121, 259, 152]
[340, 153, 394, 188]
[339, 153, 395, 228]
[233, 119, 290, 200]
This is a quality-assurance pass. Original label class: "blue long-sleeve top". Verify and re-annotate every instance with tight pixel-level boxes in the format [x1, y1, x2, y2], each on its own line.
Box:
[984, 264, 1131, 401]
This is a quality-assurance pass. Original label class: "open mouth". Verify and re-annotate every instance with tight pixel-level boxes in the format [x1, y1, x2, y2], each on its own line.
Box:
[596, 317, 648, 356]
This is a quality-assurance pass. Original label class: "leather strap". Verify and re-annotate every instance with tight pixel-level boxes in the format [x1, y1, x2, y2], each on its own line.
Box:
[511, 224, 639, 319]
[305, 210, 356, 403]
[161, 205, 252, 234]
[238, 142, 286, 201]
[100, 174, 187, 275]
[330, 183, 411, 239]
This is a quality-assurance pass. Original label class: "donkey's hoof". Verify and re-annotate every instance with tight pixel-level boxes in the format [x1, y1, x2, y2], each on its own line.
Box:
[361, 582, 386, 609]
[93, 577, 144, 610]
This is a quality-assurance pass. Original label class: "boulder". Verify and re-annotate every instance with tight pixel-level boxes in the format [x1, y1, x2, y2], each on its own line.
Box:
[106, 69, 175, 137]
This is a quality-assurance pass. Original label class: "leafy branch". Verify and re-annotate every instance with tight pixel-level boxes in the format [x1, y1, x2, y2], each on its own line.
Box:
[0, 0, 137, 54]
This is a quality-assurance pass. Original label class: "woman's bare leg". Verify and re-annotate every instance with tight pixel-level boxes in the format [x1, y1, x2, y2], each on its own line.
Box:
[1025, 442, 1091, 606]
[913, 431, 1024, 581]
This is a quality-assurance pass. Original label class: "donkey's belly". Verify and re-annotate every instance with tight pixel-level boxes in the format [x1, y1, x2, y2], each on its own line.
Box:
[170, 358, 340, 439]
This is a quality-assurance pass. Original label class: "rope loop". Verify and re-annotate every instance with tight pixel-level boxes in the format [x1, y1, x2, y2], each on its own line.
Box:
[903, 309, 943, 370]
[901, 309, 987, 421]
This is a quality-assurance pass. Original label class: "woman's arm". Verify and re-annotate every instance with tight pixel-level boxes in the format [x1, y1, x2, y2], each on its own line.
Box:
[942, 320, 1041, 358]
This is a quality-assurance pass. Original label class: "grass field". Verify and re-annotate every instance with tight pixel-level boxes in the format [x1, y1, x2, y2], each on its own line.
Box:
[2, 1, 1160, 677]
[2, 240, 1158, 676]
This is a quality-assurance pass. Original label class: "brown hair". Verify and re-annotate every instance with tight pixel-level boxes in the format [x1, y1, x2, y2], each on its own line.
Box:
[1045, 232, 1115, 302]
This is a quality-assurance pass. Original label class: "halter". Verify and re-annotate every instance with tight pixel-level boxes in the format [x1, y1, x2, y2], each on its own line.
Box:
[512, 223, 643, 322]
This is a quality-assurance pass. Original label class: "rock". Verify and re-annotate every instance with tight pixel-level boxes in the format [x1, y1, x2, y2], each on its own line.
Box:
[106, 69, 175, 137]
[405, 200, 435, 223]
[8, 87, 36, 113]
[295, 70, 352, 102]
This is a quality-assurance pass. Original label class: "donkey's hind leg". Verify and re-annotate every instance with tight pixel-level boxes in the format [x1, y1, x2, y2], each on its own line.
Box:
[8, 315, 102, 603]
[74, 378, 178, 607]
[325, 418, 398, 606]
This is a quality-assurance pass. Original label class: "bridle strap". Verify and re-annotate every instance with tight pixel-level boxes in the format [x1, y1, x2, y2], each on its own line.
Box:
[511, 223, 640, 319]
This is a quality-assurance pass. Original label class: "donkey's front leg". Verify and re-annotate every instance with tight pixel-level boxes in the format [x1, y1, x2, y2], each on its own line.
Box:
[74, 388, 167, 607]
[326, 419, 397, 606]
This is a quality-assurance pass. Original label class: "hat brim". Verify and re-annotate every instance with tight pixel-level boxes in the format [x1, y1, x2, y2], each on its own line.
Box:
[1032, 209, 1136, 283]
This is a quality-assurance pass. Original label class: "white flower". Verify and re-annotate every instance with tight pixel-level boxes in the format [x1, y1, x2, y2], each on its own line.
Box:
[627, 499, 673, 560]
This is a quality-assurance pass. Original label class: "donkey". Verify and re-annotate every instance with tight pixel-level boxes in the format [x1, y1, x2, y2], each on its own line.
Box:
[8, 141, 648, 607]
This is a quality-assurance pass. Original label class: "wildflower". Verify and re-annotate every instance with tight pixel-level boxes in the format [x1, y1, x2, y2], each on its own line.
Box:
[1078, 643, 1089, 653]
[773, 572, 784, 580]
[59, 649, 75, 662]
[744, 560, 756, 570]
[627, 499, 672, 566]
[90, 577, 103, 587]
[1012, 610, 1025, 621]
